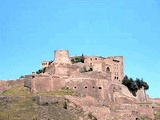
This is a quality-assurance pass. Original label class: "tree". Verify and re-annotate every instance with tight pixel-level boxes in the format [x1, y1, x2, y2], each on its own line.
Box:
[36, 67, 46, 74]
[71, 54, 85, 64]
[135, 78, 149, 90]
[80, 54, 85, 63]
[141, 81, 149, 90]
[122, 75, 133, 89]
[82, 66, 87, 72]
[63, 101, 67, 109]
[71, 58, 75, 63]
[19, 75, 25, 78]
[75, 57, 79, 62]
[122, 75, 149, 96]
[135, 78, 141, 88]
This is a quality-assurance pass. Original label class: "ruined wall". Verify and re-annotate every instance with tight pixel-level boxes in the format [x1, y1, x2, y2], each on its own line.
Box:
[0, 79, 25, 94]
[0, 81, 8, 94]
[136, 87, 147, 102]
[7, 79, 24, 87]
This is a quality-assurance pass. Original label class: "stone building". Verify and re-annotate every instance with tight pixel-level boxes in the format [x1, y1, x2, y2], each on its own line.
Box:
[34, 50, 145, 104]
[0, 49, 155, 120]
[42, 50, 124, 82]
[84, 56, 124, 82]
[41, 61, 50, 69]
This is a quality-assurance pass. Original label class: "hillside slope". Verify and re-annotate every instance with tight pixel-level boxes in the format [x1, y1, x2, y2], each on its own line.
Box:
[0, 85, 93, 120]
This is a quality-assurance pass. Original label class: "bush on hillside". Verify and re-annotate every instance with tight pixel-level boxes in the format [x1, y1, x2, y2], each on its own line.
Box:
[122, 75, 149, 96]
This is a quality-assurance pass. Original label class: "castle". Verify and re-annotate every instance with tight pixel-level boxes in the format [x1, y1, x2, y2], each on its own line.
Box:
[41, 50, 124, 82]
[23, 49, 144, 103]
[0, 50, 156, 120]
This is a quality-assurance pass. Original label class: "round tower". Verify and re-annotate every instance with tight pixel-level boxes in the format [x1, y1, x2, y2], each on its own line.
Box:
[54, 50, 71, 64]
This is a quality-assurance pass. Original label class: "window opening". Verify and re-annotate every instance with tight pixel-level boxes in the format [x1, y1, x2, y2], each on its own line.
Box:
[106, 67, 110, 72]
[98, 87, 102, 89]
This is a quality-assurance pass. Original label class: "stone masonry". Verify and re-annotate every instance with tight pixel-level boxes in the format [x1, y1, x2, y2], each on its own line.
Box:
[0, 49, 156, 120]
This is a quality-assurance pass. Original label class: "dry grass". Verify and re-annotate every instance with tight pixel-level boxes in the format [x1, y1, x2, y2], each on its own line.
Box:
[1, 85, 79, 97]
[1, 85, 32, 97]
[0, 97, 38, 120]
[0, 85, 84, 120]
[155, 106, 160, 120]
[38, 89, 79, 97]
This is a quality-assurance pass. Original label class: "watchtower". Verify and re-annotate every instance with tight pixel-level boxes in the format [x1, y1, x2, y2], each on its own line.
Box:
[54, 50, 71, 64]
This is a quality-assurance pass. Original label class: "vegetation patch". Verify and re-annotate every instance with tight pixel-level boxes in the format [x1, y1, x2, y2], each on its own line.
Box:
[0, 96, 38, 120]
[155, 106, 160, 120]
[1, 85, 32, 97]
[0, 85, 86, 120]
[71, 54, 85, 64]
[138, 116, 152, 120]
[88, 112, 97, 120]
[122, 75, 149, 96]
[36, 67, 46, 74]
[38, 89, 79, 97]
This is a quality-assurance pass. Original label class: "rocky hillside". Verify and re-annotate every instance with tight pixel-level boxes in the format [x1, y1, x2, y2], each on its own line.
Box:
[0, 85, 95, 120]
[0, 85, 160, 120]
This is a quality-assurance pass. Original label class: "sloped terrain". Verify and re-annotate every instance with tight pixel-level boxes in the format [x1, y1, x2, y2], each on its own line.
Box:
[0, 86, 91, 120]
[154, 105, 160, 120]
[0, 85, 160, 120]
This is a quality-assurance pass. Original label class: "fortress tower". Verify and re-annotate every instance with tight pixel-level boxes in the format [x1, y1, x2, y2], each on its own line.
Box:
[54, 50, 71, 64]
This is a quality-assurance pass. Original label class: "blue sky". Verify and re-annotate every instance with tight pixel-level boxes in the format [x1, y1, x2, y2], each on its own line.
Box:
[0, 0, 160, 98]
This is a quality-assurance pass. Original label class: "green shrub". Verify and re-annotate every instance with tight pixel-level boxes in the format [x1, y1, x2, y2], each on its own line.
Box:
[122, 75, 149, 96]
[63, 101, 67, 109]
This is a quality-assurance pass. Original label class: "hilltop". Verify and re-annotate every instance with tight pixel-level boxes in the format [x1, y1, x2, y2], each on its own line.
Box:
[0, 50, 160, 120]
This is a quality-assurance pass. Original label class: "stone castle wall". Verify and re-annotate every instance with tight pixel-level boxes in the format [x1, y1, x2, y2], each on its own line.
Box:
[0, 49, 155, 120]
[54, 50, 71, 64]
[0, 79, 25, 94]
[84, 56, 124, 82]
[24, 74, 66, 93]
[40, 50, 124, 83]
